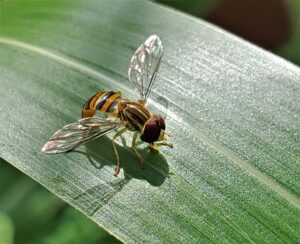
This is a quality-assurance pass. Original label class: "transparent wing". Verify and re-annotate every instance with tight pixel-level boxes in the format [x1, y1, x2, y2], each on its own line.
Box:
[42, 117, 124, 154]
[128, 35, 164, 104]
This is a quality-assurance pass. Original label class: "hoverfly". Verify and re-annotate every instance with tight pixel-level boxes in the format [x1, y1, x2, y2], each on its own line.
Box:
[42, 35, 173, 176]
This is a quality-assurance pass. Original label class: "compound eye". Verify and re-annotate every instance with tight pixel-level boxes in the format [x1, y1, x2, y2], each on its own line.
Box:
[140, 119, 161, 143]
[152, 114, 165, 130]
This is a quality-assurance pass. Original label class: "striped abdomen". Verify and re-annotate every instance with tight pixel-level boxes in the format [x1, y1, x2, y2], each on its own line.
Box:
[82, 91, 121, 118]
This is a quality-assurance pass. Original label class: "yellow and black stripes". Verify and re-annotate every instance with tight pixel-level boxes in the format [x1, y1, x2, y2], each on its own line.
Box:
[82, 91, 121, 118]
[121, 101, 151, 131]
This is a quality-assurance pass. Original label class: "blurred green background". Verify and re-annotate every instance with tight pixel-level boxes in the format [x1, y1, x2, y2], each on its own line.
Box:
[0, 159, 119, 244]
[0, 0, 299, 243]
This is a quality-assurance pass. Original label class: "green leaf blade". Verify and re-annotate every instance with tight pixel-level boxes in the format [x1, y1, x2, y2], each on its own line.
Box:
[1, 0, 300, 242]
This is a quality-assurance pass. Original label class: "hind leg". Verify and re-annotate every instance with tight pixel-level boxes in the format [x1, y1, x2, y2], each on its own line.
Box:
[112, 128, 128, 176]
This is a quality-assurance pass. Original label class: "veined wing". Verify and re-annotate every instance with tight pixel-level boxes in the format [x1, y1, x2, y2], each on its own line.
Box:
[42, 117, 124, 154]
[128, 35, 164, 104]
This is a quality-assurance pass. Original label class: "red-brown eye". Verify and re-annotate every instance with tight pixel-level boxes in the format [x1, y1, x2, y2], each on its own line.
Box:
[140, 120, 161, 143]
[140, 115, 166, 143]
[153, 114, 166, 130]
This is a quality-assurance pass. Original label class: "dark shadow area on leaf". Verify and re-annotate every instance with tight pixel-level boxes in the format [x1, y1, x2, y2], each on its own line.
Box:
[72, 135, 170, 216]
[83, 136, 170, 185]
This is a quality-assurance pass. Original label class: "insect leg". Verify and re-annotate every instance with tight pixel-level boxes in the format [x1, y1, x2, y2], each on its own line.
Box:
[132, 132, 145, 168]
[149, 131, 173, 150]
[161, 131, 173, 148]
[149, 143, 160, 151]
[112, 128, 128, 176]
[155, 140, 173, 148]
[162, 138, 173, 148]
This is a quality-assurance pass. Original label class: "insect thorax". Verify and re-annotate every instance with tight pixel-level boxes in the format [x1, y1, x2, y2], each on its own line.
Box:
[119, 100, 151, 132]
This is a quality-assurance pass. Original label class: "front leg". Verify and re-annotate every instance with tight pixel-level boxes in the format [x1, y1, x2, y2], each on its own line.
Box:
[150, 132, 173, 151]
[149, 143, 160, 152]
[162, 131, 173, 148]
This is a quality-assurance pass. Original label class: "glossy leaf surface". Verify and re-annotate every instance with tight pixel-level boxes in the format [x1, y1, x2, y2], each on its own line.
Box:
[0, 0, 299, 242]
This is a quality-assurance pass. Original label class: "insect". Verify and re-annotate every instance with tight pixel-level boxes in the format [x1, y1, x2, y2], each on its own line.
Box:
[42, 35, 173, 176]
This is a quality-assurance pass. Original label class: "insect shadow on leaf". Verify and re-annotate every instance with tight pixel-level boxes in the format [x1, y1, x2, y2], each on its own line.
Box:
[72, 135, 171, 216]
